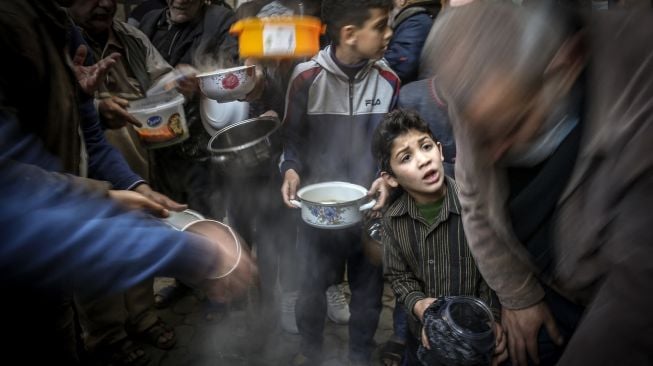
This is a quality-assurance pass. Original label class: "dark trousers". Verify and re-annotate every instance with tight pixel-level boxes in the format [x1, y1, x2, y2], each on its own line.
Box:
[296, 224, 384, 362]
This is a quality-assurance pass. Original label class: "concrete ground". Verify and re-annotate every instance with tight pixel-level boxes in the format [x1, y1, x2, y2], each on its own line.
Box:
[138, 278, 397, 366]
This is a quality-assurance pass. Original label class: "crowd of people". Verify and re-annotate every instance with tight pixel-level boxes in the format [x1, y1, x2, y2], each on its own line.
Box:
[1, 0, 651, 365]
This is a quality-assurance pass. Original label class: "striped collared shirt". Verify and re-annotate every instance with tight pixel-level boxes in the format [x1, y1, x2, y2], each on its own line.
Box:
[382, 178, 498, 325]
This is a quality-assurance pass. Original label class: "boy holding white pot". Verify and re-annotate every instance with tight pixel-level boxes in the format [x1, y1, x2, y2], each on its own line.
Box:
[279, 0, 400, 364]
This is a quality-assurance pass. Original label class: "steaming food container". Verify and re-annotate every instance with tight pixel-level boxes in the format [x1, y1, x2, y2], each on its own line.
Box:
[197, 65, 256, 103]
[128, 92, 189, 149]
[207, 115, 282, 175]
[290, 182, 376, 230]
[229, 16, 324, 59]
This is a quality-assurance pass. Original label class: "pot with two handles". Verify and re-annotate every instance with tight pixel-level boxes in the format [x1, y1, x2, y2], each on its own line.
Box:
[207, 115, 282, 176]
[290, 182, 376, 229]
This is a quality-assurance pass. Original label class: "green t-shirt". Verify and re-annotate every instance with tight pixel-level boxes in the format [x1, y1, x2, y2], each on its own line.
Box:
[417, 196, 445, 225]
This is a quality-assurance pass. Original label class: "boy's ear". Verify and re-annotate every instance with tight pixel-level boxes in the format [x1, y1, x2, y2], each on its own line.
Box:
[381, 171, 399, 189]
[437, 141, 444, 162]
[341, 24, 358, 46]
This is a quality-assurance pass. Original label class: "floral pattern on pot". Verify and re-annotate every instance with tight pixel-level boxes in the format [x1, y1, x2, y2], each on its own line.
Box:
[308, 204, 348, 226]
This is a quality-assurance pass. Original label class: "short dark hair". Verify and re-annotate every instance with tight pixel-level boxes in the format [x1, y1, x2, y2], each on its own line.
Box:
[372, 109, 434, 175]
[321, 0, 392, 45]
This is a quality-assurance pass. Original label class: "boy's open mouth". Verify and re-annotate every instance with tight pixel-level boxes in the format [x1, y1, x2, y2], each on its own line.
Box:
[423, 169, 439, 183]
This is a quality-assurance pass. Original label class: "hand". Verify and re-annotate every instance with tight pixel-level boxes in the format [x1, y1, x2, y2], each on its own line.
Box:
[502, 302, 563, 366]
[98, 96, 142, 128]
[190, 224, 258, 303]
[492, 322, 509, 366]
[133, 184, 187, 213]
[281, 169, 301, 208]
[368, 177, 391, 211]
[108, 189, 167, 217]
[421, 326, 431, 350]
[71, 45, 120, 95]
[173, 64, 199, 99]
[413, 297, 437, 349]
[413, 297, 437, 322]
[259, 110, 278, 118]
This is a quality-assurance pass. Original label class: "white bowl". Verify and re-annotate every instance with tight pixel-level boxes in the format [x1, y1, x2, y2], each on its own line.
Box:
[200, 97, 250, 134]
[197, 65, 256, 102]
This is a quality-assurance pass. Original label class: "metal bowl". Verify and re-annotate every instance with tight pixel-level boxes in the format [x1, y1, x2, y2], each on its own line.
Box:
[207, 115, 282, 175]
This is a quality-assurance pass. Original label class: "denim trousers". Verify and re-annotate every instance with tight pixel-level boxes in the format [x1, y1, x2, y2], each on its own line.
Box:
[295, 223, 384, 362]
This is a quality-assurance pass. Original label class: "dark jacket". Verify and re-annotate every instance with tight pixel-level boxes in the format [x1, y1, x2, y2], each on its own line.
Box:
[385, 2, 438, 84]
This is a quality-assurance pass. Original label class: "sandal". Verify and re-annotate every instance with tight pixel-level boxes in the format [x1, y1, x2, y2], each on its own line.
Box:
[97, 338, 150, 366]
[136, 318, 176, 350]
[153, 282, 190, 309]
[381, 340, 406, 366]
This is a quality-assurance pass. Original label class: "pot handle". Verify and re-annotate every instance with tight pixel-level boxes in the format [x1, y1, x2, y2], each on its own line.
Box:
[359, 199, 377, 212]
[289, 199, 302, 208]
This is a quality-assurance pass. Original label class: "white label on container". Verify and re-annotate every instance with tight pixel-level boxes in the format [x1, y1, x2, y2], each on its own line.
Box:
[262, 25, 296, 55]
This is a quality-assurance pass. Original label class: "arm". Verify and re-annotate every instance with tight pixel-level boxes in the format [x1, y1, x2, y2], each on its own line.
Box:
[0, 159, 236, 297]
[279, 64, 315, 183]
[454, 129, 544, 308]
[79, 97, 144, 190]
[455, 127, 558, 366]
[382, 223, 429, 322]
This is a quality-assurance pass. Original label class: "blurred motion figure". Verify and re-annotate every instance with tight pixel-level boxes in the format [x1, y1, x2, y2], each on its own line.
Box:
[424, 2, 653, 365]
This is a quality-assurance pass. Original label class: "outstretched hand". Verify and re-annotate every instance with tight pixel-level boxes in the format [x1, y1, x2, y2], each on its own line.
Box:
[134, 184, 187, 213]
[368, 177, 391, 211]
[502, 301, 563, 366]
[72, 45, 120, 95]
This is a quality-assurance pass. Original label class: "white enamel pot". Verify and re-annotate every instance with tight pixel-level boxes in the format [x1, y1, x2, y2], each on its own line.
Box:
[289, 181, 376, 230]
[162, 209, 206, 230]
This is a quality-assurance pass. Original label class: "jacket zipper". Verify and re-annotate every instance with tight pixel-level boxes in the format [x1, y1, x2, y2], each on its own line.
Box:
[168, 30, 180, 58]
[348, 80, 354, 116]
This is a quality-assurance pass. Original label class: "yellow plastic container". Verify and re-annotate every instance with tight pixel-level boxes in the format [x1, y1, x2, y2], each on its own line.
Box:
[230, 16, 325, 59]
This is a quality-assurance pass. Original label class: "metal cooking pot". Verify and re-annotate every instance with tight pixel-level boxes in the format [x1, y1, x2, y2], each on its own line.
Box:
[207, 115, 282, 175]
[290, 181, 376, 230]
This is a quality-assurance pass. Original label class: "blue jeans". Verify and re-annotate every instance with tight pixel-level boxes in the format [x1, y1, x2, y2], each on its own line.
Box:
[295, 223, 384, 363]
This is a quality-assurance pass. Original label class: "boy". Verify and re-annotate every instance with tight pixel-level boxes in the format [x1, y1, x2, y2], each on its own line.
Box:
[371, 109, 507, 365]
[279, 0, 399, 364]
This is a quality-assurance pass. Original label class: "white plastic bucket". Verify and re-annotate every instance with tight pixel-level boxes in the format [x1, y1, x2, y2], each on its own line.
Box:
[129, 92, 189, 149]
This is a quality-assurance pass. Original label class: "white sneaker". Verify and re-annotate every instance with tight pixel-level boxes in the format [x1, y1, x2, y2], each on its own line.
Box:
[281, 291, 299, 334]
[326, 284, 350, 324]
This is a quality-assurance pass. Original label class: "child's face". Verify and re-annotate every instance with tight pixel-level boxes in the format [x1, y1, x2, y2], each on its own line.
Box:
[383, 129, 446, 204]
[350, 8, 393, 60]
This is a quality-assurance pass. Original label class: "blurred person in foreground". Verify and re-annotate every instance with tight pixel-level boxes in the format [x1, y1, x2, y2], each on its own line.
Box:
[422, 2, 653, 365]
[0, 0, 256, 363]
[0, 118, 256, 364]
[67, 0, 201, 363]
